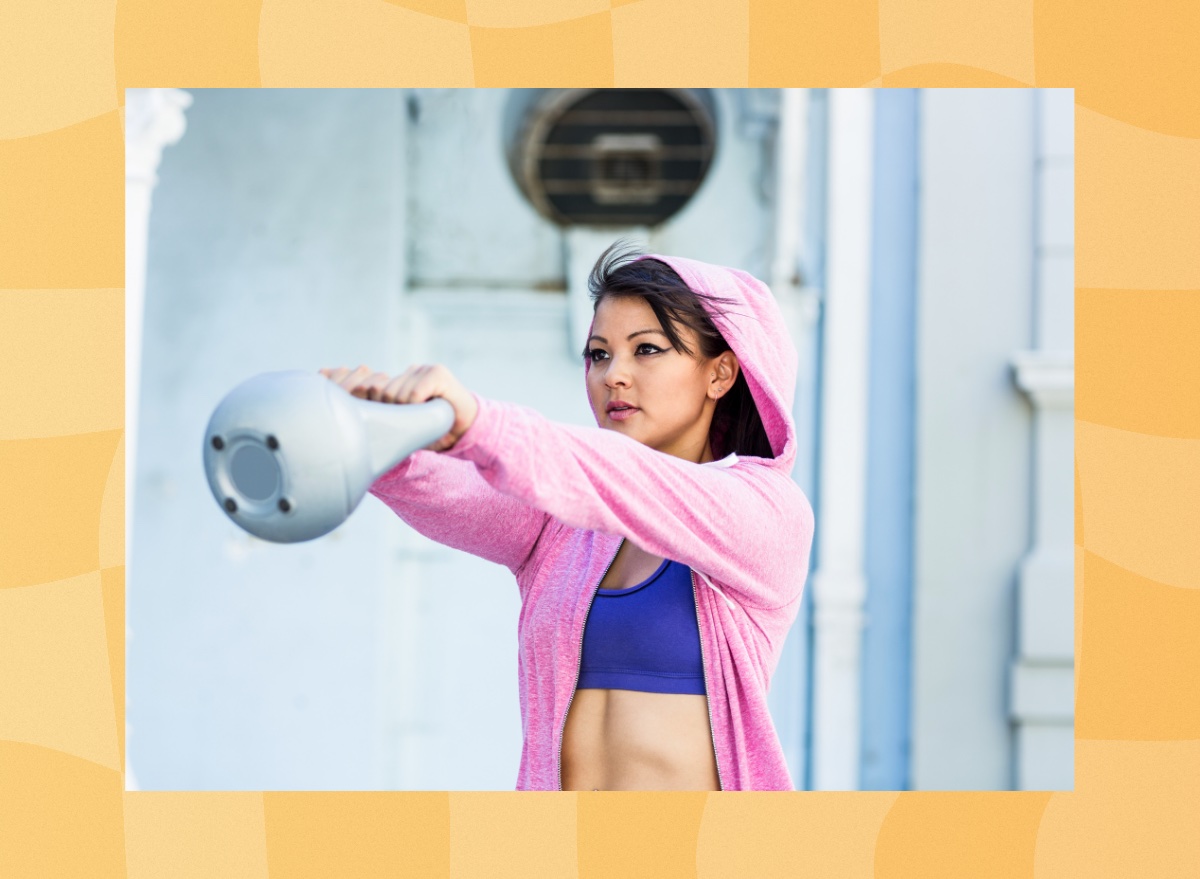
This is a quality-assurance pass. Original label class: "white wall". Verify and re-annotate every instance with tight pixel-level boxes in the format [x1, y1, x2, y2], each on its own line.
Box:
[130, 88, 408, 790]
[910, 89, 1036, 790]
[407, 89, 563, 288]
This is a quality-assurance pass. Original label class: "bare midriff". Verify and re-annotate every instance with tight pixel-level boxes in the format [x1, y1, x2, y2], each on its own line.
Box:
[561, 688, 720, 790]
[560, 540, 720, 792]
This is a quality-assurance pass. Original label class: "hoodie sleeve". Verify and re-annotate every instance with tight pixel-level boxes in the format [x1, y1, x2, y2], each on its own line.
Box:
[444, 394, 815, 611]
[367, 448, 552, 578]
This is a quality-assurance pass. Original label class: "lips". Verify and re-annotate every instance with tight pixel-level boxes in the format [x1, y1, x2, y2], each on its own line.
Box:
[605, 401, 640, 422]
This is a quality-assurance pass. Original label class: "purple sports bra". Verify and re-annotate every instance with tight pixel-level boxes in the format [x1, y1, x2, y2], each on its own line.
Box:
[576, 557, 707, 696]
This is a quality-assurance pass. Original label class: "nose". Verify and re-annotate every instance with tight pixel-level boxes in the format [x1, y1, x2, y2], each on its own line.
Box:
[602, 354, 632, 389]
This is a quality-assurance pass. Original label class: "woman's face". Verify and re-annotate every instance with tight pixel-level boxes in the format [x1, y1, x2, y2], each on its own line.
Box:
[586, 295, 736, 464]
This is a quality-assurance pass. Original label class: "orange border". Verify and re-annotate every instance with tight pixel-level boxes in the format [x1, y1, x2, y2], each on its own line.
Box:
[2, 0, 1199, 875]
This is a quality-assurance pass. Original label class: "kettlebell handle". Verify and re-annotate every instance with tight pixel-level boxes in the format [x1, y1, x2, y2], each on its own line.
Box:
[202, 370, 457, 543]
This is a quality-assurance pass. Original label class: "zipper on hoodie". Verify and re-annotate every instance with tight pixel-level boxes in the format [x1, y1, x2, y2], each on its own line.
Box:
[691, 568, 725, 791]
[557, 537, 622, 791]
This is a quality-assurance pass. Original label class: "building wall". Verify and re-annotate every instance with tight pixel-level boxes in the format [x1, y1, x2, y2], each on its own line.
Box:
[130, 88, 408, 789]
[407, 89, 563, 289]
[910, 89, 1037, 790]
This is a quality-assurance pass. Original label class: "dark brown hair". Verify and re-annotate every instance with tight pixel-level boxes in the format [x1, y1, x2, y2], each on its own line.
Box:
[584, 241, 775, 459]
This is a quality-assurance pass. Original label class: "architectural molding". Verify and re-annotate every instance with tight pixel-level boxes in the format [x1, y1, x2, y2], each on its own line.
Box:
[1009, 352, 1075, 790]
[126, 88, 193, 185]
[1011, 350, 1074, 409]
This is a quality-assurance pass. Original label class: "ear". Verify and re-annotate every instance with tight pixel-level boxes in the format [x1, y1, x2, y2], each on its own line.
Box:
[709, 352, 739, 400]
[721, 352, 740, 385]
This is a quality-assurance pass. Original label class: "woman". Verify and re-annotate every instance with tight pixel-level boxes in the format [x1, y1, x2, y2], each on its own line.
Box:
[320, 244, 814, 791]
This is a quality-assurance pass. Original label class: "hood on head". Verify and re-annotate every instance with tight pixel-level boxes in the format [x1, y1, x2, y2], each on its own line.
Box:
[583, 253, 798, 473]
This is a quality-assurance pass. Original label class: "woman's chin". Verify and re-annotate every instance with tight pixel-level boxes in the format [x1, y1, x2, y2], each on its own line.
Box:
[602, 419, 640, 439]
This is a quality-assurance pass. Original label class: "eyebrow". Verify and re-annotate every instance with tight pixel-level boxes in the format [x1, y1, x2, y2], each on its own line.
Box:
[587, 329, 668, 344]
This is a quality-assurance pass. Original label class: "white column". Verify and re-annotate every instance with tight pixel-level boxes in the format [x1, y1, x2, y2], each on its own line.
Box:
[124, 87, 193, 791]
[810, 88, 874, 791]
[1009, 88, 1075, 791]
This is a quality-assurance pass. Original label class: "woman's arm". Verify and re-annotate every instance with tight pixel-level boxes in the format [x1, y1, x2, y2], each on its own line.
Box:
[445, 394, 815, 611]
[368, 448, 552, 578]
[321, 365, 550, 577]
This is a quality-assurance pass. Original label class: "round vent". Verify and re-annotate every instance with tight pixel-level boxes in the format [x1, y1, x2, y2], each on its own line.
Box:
[510, 89, 717, 228]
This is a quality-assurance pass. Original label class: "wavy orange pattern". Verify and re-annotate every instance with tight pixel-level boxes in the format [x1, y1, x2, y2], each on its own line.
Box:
[1, 0, 1197, 875]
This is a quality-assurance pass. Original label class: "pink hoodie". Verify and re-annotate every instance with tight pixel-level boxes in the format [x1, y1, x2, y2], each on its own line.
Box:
[368, 254, 815, 790]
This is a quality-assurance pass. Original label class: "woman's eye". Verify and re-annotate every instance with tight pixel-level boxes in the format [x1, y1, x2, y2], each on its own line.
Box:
[585, 345, 660, 362]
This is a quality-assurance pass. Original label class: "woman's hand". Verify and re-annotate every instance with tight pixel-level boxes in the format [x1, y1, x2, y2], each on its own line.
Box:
[318, 364, 480, 452]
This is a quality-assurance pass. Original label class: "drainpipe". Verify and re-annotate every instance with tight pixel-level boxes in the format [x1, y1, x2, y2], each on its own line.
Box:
[1008, 88, 1075, 791]
[810, 88, 874, 791]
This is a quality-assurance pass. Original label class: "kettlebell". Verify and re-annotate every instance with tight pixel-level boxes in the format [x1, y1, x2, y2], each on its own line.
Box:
[202, 370, 455, 543]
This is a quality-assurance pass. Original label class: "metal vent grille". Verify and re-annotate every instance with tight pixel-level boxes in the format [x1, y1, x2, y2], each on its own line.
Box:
[513, 89, 716, 228]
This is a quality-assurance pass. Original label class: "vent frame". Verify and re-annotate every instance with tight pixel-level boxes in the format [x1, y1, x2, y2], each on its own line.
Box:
[510, 89, 718, 228]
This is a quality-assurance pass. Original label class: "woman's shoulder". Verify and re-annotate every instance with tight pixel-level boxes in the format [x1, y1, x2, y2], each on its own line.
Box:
[722, 454, 809, 494]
